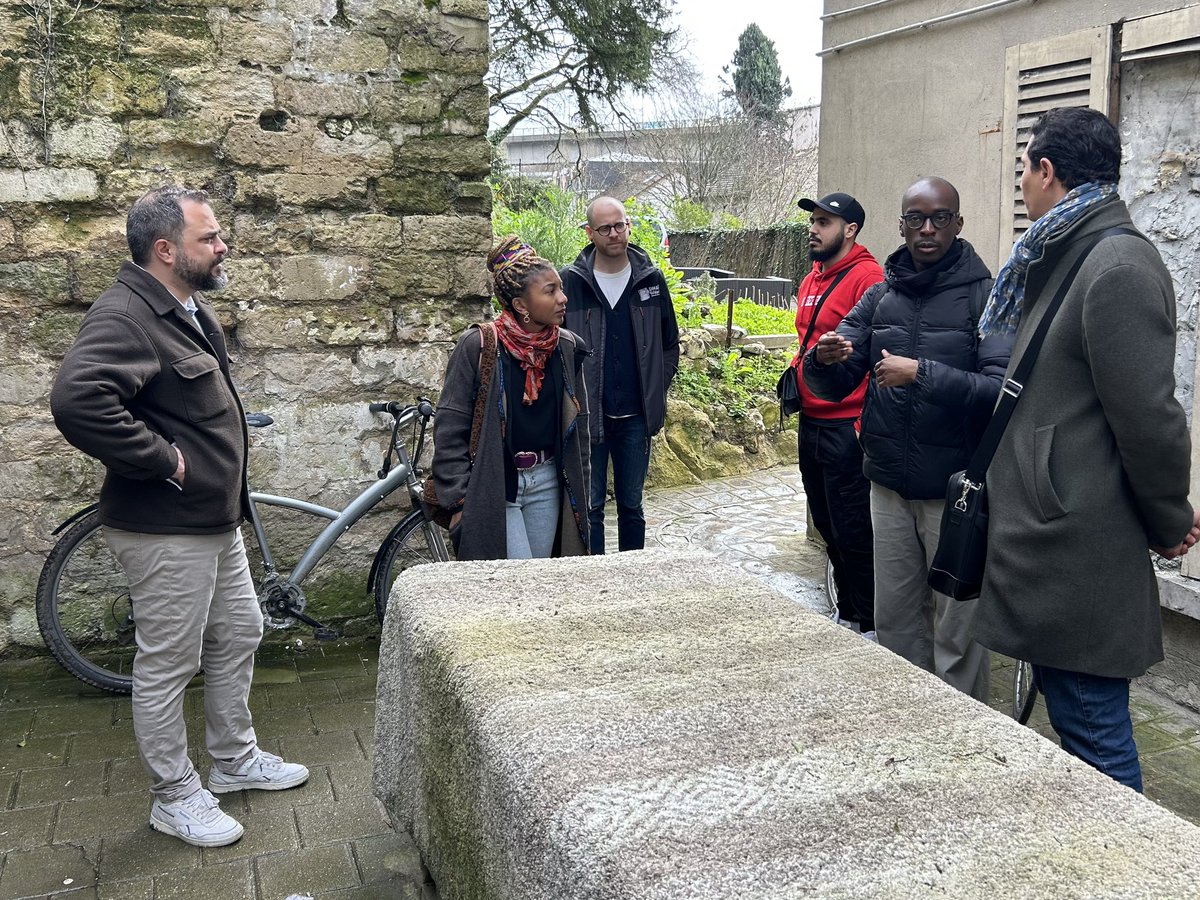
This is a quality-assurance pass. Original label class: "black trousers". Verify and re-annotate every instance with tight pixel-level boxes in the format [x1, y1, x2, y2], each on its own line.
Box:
[798, 417, 875, 630]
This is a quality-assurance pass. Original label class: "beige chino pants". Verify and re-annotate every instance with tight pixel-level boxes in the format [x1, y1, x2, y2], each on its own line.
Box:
[870, 484, 990, 703]
[104, 527, 263, 801]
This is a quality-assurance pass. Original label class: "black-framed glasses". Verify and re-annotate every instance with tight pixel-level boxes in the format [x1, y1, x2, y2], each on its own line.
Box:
[900, 211, 958, 230]
[594, 220, 630, 236]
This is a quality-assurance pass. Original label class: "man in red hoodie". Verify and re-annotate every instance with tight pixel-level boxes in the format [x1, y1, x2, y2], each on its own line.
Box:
[792, 192, 884, 636]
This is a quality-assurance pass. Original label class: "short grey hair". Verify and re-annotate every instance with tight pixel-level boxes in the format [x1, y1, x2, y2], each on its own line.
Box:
[126, 186, 210, 265]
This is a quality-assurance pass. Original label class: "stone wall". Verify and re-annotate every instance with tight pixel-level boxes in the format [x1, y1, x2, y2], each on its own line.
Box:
[0, 0, 492, 655]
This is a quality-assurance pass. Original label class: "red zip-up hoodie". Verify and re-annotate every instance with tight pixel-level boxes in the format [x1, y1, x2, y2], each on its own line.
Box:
[791, 243, 884, 420]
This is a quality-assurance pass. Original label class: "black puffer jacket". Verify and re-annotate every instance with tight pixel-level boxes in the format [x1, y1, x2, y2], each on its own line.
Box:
[804, 239, 1012, 500]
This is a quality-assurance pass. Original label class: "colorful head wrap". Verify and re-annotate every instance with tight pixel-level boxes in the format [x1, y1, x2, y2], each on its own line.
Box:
[491, 239, 536, 275]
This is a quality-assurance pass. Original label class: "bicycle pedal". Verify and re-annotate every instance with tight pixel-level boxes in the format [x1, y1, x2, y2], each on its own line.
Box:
[313, 627, 339, 642]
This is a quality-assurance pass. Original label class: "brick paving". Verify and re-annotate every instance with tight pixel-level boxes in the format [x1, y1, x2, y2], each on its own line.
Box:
[4, 465, 1200, 898]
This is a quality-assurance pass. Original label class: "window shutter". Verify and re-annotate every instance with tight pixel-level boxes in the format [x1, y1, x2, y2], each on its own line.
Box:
[998, 27, 1116, 267]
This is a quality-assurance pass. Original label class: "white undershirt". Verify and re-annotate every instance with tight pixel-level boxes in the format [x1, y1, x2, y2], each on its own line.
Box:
[594, 265, 632, 309]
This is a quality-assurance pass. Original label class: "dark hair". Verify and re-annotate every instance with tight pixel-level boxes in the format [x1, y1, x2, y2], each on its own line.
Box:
[1026, 107, 1121, 190]
[486, 234, 555, 313]
[126, 186, 210, 265]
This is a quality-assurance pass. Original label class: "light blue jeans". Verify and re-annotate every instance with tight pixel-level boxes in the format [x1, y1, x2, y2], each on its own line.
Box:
[506, 458, 561, 558]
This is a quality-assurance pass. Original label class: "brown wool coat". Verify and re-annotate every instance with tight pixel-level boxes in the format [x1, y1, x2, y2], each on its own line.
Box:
[430, 324, 591, 561]
[975, 197, 1193, 678]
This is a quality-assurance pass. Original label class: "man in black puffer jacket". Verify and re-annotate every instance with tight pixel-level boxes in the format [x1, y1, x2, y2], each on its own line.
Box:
[804, 177, 1012, 702]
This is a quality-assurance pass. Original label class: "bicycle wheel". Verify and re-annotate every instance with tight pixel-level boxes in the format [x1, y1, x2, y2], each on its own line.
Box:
[1013, 658, 1038, 724]
[36, 510, 136, 694]
[823, 556, 839, 620]
[374, 509, 449, 623]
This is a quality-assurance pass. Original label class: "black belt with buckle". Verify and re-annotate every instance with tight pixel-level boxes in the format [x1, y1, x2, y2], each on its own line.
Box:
[513, 450, 552, 470]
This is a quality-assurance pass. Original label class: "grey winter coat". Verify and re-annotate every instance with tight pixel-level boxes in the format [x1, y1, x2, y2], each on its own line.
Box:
[975, 197, 1193, 679]
[51, 262, 250, 534]
[430, 324, 591, 561]
[561, 243, 680, 441]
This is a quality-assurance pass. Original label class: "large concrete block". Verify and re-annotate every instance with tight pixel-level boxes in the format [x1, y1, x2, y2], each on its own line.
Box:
[0, 168, 98, 203]
[374, 550, 1200, 899]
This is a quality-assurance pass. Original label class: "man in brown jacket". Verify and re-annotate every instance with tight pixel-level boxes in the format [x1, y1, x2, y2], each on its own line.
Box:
[51, 186, 308, 846]
[975, 108, 1200, 791]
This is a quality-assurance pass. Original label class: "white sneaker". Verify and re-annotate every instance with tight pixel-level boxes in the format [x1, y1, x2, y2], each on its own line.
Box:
[862, 630, 878, 643]
[150, 788, 243, 847]
[209, 750, 309, 794]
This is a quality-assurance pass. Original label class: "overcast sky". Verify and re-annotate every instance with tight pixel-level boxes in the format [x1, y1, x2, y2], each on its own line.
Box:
[671, 1, 824, 106]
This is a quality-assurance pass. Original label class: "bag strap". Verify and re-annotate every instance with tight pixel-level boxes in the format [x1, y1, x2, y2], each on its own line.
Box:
[964, 226, 1142, 481]
[798, 263, 857, 353]
[468, 322, 497, 461]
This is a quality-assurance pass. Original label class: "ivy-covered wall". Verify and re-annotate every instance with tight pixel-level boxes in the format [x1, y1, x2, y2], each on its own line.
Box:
[0, 0, 492, 655]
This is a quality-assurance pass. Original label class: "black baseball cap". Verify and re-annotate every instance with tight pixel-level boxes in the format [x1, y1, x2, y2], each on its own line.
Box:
[798, 192, 866, 229]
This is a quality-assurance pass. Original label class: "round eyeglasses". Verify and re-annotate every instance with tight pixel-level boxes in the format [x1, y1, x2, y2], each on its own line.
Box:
[594, 221, 630, 236]
[900, 211, 958, 230]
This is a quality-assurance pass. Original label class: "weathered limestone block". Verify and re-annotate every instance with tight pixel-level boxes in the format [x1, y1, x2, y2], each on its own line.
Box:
[308, 214, 404, 251]
[236, 302, 393, 348]
[440, 0, 487, 17]
[21, 215, 127, 255]
[299, 28, 390, 73]
[222, 121, 306, 168]
[125, 13, 216, 60]
[375, 254, 451, 297]
[367, 82, 444, 124]
[0, 168, 98, 203]
[0, 260, 74, 303]
[85, 62, 168, 117]
[375, 174, 456, 215]
[0, 217, 14, 248]
[0, 120, 42, 166]
[352, 344, 450, 392]
[401, 215, 490, 254]
[230, 211, 314, 254]
[274, 77, 369, 117]
[217, 15, 295, 65]
[393, 26, 487, 77]
[218, 258, 274, 302]
[297, 130, 393, 176]
[244, 350, 355, 401]
[48, 119, 124, 163]
[276, 254, 370, 302]
[172, 66, 276, 120]
[392, 135, 489, 179]
[237, 172, 368, 207]
[375, 550, 1200, 899]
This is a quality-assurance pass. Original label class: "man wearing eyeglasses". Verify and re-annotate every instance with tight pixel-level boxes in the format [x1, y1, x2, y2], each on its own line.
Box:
[562, 195, 680, 554]
[803, 177, 1012, 702]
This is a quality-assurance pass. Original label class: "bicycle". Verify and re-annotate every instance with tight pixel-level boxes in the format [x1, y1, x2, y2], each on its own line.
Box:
[35, 399, 450, 694]
[1013, 659, 1039, 724]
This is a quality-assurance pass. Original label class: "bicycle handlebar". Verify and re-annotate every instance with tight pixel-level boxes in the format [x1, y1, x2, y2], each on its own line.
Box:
[368, 399, 435, 419]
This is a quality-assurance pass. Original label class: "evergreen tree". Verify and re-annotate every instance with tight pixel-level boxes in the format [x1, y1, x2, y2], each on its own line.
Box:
[726, 24, 792, 120]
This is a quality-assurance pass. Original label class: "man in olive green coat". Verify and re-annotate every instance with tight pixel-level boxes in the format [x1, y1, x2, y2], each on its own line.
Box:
[974, 107, 1200, 792]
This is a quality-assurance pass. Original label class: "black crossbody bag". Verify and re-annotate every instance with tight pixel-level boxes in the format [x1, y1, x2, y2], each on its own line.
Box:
[776, 265, 856, 430]
[928, 226, 1141, 600]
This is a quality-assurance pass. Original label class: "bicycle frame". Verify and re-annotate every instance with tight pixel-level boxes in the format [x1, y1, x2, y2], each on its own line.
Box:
[246, 459, 420, 589]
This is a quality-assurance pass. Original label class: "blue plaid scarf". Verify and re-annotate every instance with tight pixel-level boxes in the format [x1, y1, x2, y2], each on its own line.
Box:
[978, 182, 1118, 337]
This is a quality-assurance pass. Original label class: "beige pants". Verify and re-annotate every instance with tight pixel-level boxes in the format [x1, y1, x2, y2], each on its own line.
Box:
[870, 484, 990, 702]
[104, 527, 263, 801]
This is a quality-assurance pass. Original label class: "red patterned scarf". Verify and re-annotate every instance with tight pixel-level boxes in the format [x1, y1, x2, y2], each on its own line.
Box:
[494, 310, 560, 404]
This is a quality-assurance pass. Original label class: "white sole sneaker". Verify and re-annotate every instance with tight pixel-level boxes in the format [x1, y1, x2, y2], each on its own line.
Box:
[150, 790, 243, 847]
[209, 750, 310, 794]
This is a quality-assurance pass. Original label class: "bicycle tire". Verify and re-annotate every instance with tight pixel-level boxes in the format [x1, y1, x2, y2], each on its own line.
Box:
[374, 509, 449, 623]
[1013, 658, 1038, 724]
[36, 509, 136, 694]
[823, 556, 839, 620]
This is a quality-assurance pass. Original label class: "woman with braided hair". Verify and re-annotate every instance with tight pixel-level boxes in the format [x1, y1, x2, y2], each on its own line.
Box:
[427, 235, 591, 560]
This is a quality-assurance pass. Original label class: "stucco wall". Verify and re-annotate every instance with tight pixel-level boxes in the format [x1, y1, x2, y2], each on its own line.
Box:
[0, 0, 492, 655]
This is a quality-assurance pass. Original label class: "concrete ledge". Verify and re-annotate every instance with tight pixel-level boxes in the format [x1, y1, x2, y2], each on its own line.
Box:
[374, 550, 1200, 899]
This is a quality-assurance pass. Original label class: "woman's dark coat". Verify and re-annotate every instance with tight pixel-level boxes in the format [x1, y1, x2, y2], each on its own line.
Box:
[975, 197, 1193, 678]
[430, 324, 590, 561]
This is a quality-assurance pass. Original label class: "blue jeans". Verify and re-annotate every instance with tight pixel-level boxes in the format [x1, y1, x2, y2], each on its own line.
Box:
[1033, 664, 1142, 792]
[589, 414, 650, 554]
[505, 459, 561, 559]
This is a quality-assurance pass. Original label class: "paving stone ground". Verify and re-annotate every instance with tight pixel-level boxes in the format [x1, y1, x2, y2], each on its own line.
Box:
[3, 466, 1200, 898]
